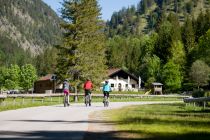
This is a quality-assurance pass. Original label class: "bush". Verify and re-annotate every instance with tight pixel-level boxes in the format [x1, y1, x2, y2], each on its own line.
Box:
[192, 89, 205, 98]
[182, 82, 194, 91]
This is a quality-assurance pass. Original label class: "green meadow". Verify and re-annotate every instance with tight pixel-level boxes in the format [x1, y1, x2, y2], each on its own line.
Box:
[107, 103, 210, 140]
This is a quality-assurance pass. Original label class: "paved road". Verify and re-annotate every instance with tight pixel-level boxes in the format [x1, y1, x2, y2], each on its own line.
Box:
[0, 101, 179, 140]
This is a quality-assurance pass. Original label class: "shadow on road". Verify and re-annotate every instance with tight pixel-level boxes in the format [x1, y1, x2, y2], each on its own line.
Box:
[0, 130, 128, 140]
[0, 130, 210, 140]
[9, 119, 116, 125]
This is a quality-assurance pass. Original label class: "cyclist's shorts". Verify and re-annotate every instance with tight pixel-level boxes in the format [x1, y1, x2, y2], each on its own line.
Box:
[85, 89, 91, 96]
[103, 91, 109, 97]
[63, 89, 69, 95]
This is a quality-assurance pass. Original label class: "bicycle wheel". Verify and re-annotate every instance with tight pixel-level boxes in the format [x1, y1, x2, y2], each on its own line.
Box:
[64, 95, 67, 107]
[104, 96, 107, 107]
[85, 95, 89, 107]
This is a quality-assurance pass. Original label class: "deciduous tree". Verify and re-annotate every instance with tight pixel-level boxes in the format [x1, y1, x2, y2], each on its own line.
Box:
[20, 64, 37, 92]
[190, 60, 210, 89]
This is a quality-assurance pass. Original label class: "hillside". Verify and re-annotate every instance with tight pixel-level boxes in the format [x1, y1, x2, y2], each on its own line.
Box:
[106, 0, 210, 37]
[0, 0, 62, 64]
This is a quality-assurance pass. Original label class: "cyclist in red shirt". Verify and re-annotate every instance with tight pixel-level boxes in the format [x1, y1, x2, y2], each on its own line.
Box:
[83, 78, 93, 106]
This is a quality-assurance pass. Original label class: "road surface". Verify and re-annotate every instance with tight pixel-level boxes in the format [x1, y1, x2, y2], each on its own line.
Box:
[0, 101, 178, 140]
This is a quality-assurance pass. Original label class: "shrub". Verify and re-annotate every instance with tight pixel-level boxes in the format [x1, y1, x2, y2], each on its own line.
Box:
[192, 89, 205, 98]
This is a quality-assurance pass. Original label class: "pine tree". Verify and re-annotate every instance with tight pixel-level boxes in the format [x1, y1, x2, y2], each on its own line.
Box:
[56, 0, 106, 88]
[182, 17, 196, 68]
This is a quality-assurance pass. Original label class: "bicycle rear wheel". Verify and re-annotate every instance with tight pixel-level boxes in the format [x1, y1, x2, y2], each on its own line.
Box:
[85, 95, 89, 107]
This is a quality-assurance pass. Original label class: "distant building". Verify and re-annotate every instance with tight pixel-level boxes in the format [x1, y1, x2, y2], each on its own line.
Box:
[34, 74, 62, 93]
[151, 82, 163, 94]
[102, 68, 142, 91]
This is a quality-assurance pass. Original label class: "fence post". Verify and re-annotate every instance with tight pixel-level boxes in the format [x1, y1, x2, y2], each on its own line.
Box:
[13, 97, 16, 105]
[22, 97, 25, 104]
[32, 97, 35, 103]
[203, 101, 206, 110]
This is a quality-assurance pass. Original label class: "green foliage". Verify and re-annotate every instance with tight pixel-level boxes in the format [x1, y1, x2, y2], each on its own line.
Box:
[155, 20, 173, 63]
[0, 67, 8, 90]
[182, 17, 196, 67]
[162, 61, 183, 91]
[194, 11, 210, 42]
[20, 64, 38, 91]
[105, 0, 210, 92]
[106, 0, 209, 36]
[4, 65, 21, 90]
[169, 41, 186, 68]
[141, 55, 161, 85]
[198, 29, 210, 65]
[0, 64, 37, 91]
[192, 89, 205, 98]
[190, 60, 210, 89]
[57, 0, 107, 88]
[107, 35, 142, 75]
[35, 47, 58, 76]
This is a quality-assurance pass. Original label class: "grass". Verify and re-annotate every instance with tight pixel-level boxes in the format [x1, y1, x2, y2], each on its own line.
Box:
[106, 103, 210, 140]
[0, 97, 62, 112]
[93, 91, 146, 94]
[0, 95, 182, 112]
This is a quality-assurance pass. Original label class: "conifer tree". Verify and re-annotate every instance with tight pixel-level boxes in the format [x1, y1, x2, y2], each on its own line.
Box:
[182, 17, 196, 67]
[56, 0, 106, 88]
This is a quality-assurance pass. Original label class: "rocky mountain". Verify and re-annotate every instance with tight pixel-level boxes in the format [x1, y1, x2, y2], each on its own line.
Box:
[0, 0, 62, 56]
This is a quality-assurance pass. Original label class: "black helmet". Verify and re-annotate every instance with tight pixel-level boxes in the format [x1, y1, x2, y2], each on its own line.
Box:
[105, 80, 109, 83]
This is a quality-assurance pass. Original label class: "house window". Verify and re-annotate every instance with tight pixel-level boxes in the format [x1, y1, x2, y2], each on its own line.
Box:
[111, 83, 114, 87]
[125, 84, 128, 88]
[132, 84, 135, 88]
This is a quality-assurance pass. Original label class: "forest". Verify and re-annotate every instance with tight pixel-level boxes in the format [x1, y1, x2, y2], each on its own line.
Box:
[105, 0, 210, 92]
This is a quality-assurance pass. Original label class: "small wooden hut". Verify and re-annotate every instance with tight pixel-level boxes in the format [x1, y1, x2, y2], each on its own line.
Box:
[152, 83, 163, 95]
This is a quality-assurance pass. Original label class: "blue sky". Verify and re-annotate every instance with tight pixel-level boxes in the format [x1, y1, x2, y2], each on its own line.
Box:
[42, 0, 140, 21]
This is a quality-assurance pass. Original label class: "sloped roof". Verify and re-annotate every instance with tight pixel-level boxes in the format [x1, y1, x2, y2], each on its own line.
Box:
[108, 68, 139, 81]
[152, 82, 163, 86]
[108, 68, 121, 76]
[39, 74, 54, 81]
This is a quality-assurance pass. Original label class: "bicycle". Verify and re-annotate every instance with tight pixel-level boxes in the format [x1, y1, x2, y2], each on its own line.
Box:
[64, 94, 70, 107]
[103, 94, 109, 107]
[85, 92, 91, 107]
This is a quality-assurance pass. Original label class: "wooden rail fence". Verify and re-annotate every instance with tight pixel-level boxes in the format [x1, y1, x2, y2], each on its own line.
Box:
[183, 97, 210, 109]
[0, 93, 189, 105]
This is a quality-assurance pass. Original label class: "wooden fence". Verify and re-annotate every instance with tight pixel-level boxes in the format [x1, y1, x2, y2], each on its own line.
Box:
[0, 93, 189, 105]
[183, 97, 210, 109]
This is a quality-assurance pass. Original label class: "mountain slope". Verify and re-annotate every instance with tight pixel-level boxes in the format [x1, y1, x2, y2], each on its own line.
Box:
[106, 0, 210, 37]
[0, 0, 61, 55]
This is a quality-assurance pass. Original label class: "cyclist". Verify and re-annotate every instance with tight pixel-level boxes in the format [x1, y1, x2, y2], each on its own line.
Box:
[83, 78, 93, 106]
[63, 79, 70, 107]
[102, 80, 111, 104]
